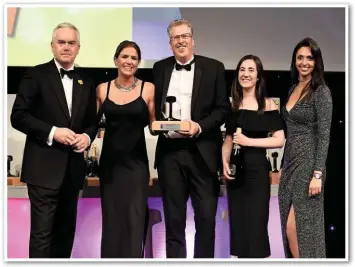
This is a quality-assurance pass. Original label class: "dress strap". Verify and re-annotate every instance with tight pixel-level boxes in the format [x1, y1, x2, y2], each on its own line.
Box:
[106, 81, 112, 99]
[140, 81, 145, 96]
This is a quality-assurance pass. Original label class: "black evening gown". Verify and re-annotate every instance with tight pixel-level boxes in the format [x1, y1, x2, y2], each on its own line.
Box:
[99, 81, 150, 258]
[225, 109, 283, 258]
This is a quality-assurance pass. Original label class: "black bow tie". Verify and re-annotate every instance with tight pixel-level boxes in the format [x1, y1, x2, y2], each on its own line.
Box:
[175, 59, 195, 71]
[60, 68, 75, 79]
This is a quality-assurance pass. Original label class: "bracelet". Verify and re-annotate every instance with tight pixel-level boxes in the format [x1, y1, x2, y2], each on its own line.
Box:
[313, 173, 323, 179]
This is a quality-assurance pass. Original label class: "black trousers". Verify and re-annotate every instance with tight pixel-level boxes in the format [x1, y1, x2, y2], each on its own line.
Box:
[27, 161, 80, 258]
[157, 147, 220, 258]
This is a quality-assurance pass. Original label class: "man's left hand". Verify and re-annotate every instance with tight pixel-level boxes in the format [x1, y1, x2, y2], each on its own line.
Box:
[71, 134, 90, 153]
[178, 120, 200, 137]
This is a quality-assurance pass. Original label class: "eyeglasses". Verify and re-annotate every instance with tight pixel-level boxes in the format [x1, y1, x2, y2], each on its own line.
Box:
[170, 33, 192, 42]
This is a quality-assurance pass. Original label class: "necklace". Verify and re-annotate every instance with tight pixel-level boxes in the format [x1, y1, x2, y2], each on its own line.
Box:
[114, 77, 138, 92]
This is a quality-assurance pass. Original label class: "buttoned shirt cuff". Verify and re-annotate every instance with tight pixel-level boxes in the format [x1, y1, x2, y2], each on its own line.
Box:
[83, 133, 91, 146]
[47, 126, 57, 146]
[195, 124, 202, 137]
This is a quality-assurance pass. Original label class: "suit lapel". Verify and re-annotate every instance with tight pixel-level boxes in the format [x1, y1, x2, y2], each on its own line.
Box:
[70, 71, 84, 127]
[49, 61, 71, 122]
[191, 59, 202, 115]
[160, 63, 174, 112]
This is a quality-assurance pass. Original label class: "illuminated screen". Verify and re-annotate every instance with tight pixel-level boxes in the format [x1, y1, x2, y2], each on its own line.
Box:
[8, 7, 345, 70]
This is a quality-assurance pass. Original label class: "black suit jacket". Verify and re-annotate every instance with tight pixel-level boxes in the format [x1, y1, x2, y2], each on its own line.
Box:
[152, 55, 231, 173]
[11, 59, 97, 190]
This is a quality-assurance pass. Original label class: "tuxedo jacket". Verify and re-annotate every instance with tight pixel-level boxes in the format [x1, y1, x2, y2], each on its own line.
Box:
[152, 55, 231, 173]
[11, 59, 97, 190]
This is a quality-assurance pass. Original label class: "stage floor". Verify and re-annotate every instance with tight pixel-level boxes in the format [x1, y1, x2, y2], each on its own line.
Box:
[7, 197, 285, 258]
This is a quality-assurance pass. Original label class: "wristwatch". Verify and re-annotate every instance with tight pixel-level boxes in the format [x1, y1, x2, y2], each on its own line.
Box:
[313, 173, 322, 180]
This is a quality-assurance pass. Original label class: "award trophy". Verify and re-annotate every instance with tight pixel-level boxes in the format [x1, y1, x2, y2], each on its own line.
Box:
[271, 152, 279, 173]
[152, 96, 191, 132]
[7, 155, 15, 177]
[98, 113, 106, 138]
[86, 144, 99, 177]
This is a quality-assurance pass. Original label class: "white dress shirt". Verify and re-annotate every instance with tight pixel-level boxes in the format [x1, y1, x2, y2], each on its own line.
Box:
[164, 57, 201, 138]
[165, 57, 195, 121]
[47, 59, 90, 146]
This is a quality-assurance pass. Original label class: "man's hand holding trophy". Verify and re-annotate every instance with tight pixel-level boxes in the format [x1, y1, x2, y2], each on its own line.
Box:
[152, 96, 191, 132]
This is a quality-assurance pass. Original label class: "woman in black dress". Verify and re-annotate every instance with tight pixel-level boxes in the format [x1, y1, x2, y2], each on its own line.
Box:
[278, 37, 332, 258]
[222, 55, 285, 258]
[96, 41, 155, 258]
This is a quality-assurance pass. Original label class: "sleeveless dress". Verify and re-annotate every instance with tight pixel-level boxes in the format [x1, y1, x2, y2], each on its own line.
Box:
[225, 109, 283, 258]
[99, 81, 150, 258]
[278, 84, 332, 258]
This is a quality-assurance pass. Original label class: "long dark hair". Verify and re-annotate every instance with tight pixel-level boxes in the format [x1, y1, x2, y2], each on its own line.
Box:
[113, 40, 142, 61]
[290, 37, 325, 101]
[231, 55, 267, 112]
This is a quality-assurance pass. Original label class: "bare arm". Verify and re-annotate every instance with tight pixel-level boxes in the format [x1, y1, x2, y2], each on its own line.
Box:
[96, 83, 106, 113]
[142, 82, 157, 135]
[145, 82, 156, 127]
[242, 130, 285, 148]
[233, 99, 285, 149]
[222, 135, 233, 165]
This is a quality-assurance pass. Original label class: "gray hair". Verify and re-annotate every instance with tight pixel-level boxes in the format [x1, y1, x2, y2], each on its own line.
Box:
[167, 19, 193, 37]
[52, 22, 80, 44]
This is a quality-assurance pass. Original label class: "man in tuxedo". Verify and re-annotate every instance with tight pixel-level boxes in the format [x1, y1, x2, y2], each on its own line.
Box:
[152, 19, 230, 258]
[10, 22, 97, 258]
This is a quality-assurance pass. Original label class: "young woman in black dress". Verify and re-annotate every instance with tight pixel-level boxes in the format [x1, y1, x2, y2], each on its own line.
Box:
[222, 55, 285, 258]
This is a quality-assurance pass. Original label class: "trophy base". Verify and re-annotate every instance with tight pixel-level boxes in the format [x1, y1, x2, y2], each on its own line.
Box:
[98, 128, 105, 138]
[152, 120, 191, 132]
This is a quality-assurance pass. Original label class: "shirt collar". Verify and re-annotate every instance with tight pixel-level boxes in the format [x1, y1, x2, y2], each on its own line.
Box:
[54, 58, 75, 74]
[175, 55, 195, 66]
